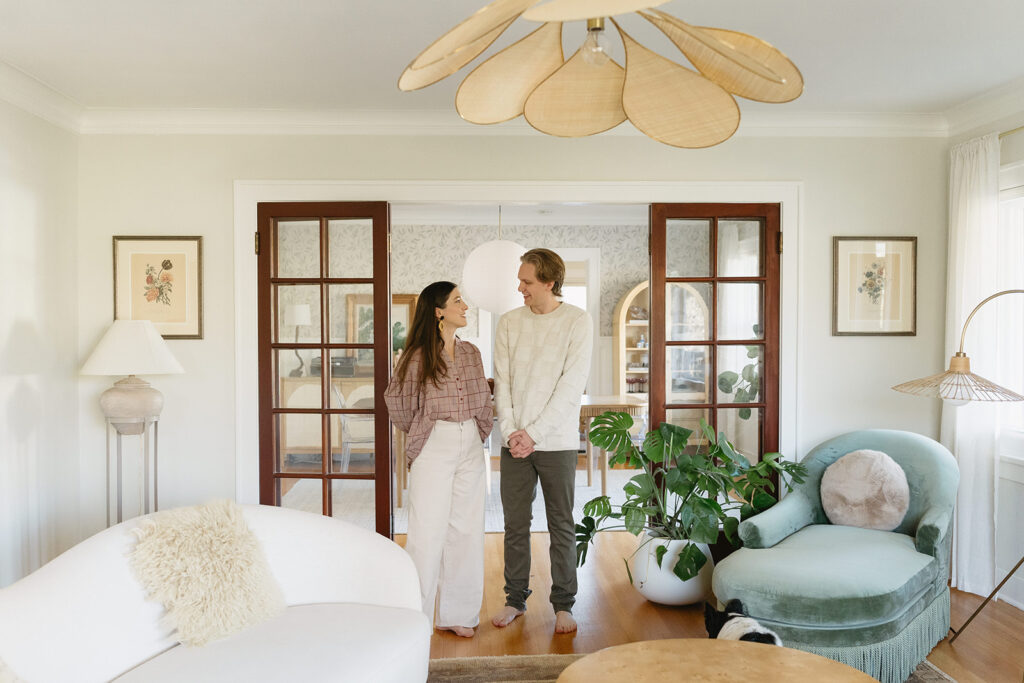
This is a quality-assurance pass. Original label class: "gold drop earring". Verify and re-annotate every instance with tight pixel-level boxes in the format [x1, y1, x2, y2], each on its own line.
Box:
[438, 315, 445, 334]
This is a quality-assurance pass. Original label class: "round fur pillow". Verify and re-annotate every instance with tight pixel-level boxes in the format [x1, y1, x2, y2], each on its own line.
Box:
[820, 449, 910, 531]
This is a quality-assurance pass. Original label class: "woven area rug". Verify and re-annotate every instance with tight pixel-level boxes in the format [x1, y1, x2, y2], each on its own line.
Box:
[426, 654, 956, 682]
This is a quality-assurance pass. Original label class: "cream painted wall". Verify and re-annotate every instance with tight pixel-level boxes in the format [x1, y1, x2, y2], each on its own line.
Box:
[0, 101, 79, 587]
[75, 133, 948, 538]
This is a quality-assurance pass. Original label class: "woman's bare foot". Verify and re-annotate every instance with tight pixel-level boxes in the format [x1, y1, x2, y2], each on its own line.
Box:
[491, 606, 525, 628]
[437, 625, 475, 638]
[554, 611, 577, 634]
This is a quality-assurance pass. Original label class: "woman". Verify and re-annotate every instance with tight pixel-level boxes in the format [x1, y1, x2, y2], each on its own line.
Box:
[384, 281, 492, 637]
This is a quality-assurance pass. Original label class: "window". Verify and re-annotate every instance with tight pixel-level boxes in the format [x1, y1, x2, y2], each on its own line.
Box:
[996, 193, 1024, 431]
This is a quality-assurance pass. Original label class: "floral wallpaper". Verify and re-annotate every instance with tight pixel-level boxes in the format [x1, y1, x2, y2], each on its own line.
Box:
[392, 224, 649, 336]
[278, 222, 705, 337]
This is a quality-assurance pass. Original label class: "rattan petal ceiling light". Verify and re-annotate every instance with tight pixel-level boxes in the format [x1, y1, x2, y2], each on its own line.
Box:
[398, 0, 803, 148]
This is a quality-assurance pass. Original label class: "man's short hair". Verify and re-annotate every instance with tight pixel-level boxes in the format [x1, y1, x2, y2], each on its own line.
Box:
[521, 248, 565, 297]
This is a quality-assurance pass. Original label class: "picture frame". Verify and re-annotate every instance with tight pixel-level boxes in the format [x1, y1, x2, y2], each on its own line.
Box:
[114, 236, 203, 339]
[346, 293, 418, 361]
[832, 236, 916, 336]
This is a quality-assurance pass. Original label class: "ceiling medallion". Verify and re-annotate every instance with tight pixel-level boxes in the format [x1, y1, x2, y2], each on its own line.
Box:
[398, 0, 803, 148]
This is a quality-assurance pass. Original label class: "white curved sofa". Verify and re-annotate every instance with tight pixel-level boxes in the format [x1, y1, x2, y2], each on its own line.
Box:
[0, 504, 431, 682]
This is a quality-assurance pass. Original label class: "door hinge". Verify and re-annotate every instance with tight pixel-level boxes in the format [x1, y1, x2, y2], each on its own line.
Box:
[255, 231, 260, 255]
[776, 232, 783, 254]
[387, 232, 392, 254]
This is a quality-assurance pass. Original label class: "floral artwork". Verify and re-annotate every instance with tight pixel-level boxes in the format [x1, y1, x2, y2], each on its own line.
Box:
[833, 237, 916, 335]
[144, 259, 175, 304]
[115, 236, 203, 339]
[857, 261, 886, 305]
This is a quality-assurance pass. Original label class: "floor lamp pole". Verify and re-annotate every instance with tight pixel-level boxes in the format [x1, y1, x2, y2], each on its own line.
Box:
[949, 553, 1024, 643]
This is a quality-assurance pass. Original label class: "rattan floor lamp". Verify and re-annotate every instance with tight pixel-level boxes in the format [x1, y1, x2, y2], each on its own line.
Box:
[892, 288, 1024, 643]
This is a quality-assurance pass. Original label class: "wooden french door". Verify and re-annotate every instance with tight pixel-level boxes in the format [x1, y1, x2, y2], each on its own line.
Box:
[257, 202, 393, 537]
[650, 203, 781, 460]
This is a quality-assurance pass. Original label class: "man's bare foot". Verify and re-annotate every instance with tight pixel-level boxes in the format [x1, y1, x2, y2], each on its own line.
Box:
[437, 625, 475, 638]
[491, 606, 525, 628]
[554, 611, 577, 634]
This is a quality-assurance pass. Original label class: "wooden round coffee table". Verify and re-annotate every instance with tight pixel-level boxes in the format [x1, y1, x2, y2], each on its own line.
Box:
[557, 639, 876, 682]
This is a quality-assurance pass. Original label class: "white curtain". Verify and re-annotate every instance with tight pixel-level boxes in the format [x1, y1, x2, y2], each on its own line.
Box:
[941, 133, 1001, 596]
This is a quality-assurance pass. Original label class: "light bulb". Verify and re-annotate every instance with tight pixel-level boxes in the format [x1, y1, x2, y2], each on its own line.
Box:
[943, 398, 970, 407]
[581, 25, 611, 66]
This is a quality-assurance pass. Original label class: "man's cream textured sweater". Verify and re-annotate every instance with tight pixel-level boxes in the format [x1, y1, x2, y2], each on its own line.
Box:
[493, 303, 594, 451]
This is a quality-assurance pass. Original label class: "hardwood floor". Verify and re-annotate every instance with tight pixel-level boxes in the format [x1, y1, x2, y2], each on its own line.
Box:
[395, 532, 1024, 681]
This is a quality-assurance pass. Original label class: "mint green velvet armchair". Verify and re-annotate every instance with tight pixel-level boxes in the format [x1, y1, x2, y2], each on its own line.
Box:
[712, 430, 959, 683]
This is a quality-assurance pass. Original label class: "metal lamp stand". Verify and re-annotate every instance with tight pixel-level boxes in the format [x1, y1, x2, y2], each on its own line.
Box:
[949, 553, 1024, 643]
[105, 416, 160, 526]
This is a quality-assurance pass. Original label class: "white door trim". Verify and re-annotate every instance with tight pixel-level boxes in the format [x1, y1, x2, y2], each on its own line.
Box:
[233, 181, 802, 503]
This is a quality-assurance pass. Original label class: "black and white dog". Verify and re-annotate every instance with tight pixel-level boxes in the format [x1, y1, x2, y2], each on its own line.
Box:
[704, 599, 782, 646]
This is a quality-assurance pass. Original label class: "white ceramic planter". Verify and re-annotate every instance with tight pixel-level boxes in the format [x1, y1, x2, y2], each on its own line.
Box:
[630, 534, 714, 605]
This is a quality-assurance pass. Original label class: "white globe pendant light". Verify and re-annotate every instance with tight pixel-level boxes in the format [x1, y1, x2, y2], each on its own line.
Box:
[462, 239, 527, 315]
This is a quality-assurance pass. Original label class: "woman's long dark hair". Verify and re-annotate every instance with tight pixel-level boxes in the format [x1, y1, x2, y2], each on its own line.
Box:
[394, 281, 456, 389]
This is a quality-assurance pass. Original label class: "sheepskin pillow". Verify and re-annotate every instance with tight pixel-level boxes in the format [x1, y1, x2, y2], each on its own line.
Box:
[820, 449, 910, 531]
[0, 656, 25, 683]
[129, 500, 285, 646]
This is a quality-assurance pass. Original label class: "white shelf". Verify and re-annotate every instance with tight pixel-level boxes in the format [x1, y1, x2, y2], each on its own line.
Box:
[615, 281, 652, 396]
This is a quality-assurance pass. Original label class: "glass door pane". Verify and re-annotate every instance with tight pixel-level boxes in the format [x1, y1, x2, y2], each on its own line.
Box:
[717, 220, 762, 277]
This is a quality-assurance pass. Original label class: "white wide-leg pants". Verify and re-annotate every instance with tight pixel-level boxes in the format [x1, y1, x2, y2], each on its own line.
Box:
[404, 419, 486, 628]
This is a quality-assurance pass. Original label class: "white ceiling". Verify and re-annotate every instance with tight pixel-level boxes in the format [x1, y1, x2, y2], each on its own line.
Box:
[1, 0, 1023, 119]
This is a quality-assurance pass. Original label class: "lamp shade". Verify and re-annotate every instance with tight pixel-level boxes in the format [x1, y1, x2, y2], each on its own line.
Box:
[284, 303, 312, 327]
[81, 320, 184, 376]
[892, 289, 1024, 405]
[892, 353, 1024, 403]
[462, 240, 528, 315]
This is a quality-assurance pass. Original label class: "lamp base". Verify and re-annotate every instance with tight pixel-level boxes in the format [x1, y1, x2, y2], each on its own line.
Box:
[99, 376, 164, 435]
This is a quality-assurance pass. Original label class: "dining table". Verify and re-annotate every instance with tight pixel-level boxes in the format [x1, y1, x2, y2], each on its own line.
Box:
[580, 393, 649, 496]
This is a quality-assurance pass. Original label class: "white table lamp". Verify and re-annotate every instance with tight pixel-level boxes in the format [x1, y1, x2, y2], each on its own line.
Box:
[284, 303, 312, 376]
[81, 320, 184, 435]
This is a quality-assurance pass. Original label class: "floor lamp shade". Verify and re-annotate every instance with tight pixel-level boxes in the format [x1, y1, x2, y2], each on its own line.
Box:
[892, 289, 1024, 403]
[81, 320, 184, 434]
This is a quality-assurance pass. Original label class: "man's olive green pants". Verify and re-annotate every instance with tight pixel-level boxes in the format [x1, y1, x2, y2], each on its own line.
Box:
[499, 447, 578, 614]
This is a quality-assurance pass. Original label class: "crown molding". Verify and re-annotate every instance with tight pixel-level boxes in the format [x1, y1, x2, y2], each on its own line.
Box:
[945, 76, 1024, 138]
[78, 108, 476, 136]
[0, 61, 83, 132]
[735, 110, 948, 138]
[6, 51, 1023, 141]
[78, 106, 950, 138]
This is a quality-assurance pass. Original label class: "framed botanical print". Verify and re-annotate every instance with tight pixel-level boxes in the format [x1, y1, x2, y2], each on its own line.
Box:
[833, 236, 916, 336]
[346, 293, 418, 360]
[114, 236, 203, 339]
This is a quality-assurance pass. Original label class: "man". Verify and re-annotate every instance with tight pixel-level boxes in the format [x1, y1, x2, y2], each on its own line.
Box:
[491, 248, 594, 634]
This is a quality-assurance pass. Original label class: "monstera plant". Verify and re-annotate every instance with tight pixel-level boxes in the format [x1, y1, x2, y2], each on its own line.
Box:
[575, 412, 807, 585]
[717, 324, 763, 421]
